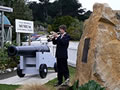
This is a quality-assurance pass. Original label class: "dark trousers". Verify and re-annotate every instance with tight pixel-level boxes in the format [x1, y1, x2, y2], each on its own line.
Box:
[57, 58, 69, 84]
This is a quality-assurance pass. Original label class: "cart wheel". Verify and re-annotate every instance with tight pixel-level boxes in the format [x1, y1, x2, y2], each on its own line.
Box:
[39, 64, 48, 78]
[17, 65, 25, 78]
[54, 63, 57, 72]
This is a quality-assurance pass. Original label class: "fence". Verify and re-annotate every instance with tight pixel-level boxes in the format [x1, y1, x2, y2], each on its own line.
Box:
[48, 42, 79, 67]
[22, 41, 79, 67]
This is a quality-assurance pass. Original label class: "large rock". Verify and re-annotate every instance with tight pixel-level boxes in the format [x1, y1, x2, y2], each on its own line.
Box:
[75, 3, 120, 90]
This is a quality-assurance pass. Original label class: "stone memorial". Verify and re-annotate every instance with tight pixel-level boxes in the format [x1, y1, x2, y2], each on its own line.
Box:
[75, 3, 120, 90]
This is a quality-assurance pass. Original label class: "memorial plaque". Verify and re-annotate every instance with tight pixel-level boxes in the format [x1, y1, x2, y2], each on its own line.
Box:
[82, 38, 90, 63]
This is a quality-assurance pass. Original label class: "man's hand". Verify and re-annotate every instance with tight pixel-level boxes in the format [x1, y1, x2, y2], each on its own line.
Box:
[50, 31, 59, 39]
[53, 33, 58, 38]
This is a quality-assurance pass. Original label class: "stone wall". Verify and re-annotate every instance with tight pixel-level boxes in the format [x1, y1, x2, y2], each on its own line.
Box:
[75, 3, 120, 90]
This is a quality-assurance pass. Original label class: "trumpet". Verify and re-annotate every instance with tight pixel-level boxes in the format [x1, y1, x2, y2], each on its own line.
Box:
[47, 31, 60, 41]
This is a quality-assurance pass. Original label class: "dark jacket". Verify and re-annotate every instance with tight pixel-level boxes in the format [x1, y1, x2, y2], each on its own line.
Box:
[52, 33, 70, 59]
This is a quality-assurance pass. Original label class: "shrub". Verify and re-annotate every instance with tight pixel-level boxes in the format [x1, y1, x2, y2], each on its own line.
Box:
[67, 19, 83, 41]
[47, 24, 53, 33]
[68, 80, 106, 90]
[52, 16, 75, 32]
[51, 16, 83, 41]
[0, 41, 19, 70]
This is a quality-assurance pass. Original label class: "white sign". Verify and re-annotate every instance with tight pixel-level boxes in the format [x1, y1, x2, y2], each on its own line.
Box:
[16, 19, 34, 33]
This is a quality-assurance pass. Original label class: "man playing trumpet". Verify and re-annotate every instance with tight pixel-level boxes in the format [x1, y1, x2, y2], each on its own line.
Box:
[52, 25, 70, 86]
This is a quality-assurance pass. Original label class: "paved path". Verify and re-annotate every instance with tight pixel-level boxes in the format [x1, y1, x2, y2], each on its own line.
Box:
[0, 70, 57, 85]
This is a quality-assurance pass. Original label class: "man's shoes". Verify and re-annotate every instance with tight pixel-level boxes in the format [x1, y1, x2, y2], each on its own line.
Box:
[54, 82, 62, 87]
[61, 78, 70, 86]
[54, 78, 70, 87]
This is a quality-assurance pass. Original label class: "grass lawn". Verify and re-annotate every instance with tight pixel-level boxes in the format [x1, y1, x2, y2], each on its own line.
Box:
[45, 66, 76, 90]
[0, 84, 19, 90]
[0, 66, 76, 90]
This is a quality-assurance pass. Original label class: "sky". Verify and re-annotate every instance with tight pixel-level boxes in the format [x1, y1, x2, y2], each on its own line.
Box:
[29, 0, 120, 11]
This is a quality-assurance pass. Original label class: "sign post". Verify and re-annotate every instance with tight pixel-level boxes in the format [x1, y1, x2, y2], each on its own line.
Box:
[28, 34, 31, 45]
[1, 11, 4, 48]
[16, 33, 20, 46]
[15, 19, 34, 46]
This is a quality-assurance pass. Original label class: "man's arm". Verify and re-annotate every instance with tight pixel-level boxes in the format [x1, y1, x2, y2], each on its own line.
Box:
[57, 35, 70, 46]
[52, 38, 57, 45]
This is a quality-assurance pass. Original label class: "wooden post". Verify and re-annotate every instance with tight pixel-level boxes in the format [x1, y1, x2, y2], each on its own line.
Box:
[28, 34, 31, 45]
[16, 32, 20, 46]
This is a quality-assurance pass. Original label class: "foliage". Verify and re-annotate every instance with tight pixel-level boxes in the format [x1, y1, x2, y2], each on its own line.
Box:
[29, 0, 91, 22]
[28, 0, 91, 41]
[50, 16, 83, 40]
[78, 10, 92, 21]
[67, 20, 83, 40]
[0, 41, 19, 70]
[56, 0, 84, 17]
[47, 24, 53, 33]
[1, 0, 33, 41]
[29, 1, 45, 22]
[2, 0, 33, 22]
[68, 80, 106, 90]
[1, 0, 91, 41]
[52, 16, 75, 32]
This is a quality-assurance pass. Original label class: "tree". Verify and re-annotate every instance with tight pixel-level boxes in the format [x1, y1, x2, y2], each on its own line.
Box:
[58, 0, 85, 17]
[78, 10, 92, 21]
[67, 19, 83, 40]
[29, 0, 87, 22]
[39, 0, 49, 21]
[47, 1, 61, 18]
[48, 0, 85, 17]
[29, 1, 47, 22]
[29, 2, 42, 21]
[50, 16, 83, 40]
[52, 16, 75, 32]
[3, 0, 33, 41]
